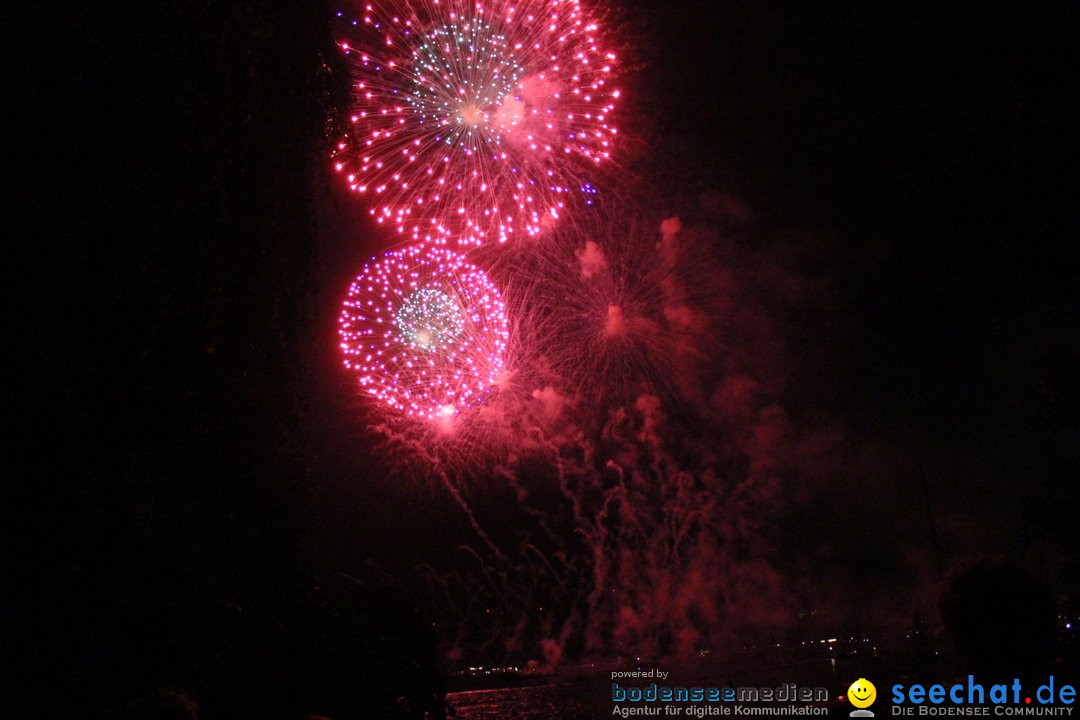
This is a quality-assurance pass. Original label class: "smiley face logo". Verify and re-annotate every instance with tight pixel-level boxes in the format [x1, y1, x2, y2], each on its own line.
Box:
[848, 678, 877, 709]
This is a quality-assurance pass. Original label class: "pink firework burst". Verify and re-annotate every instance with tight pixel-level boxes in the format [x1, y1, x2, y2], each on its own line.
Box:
[333, 0, 620, 247]
[339, 243, 510, 419]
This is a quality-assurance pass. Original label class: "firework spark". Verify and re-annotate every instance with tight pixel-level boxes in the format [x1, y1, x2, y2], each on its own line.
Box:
[415, 208, 839, 664]
[333, 0, 620, 247]
[473, 208, 711, 412]
[339, 243, 510, 419]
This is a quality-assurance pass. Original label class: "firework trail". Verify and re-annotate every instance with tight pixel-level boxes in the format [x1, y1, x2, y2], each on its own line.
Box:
[478, 206, 713, 411]
[343, 199, 842, 664]
[338, 243, 510, 420]
[333, 0, 620, 247]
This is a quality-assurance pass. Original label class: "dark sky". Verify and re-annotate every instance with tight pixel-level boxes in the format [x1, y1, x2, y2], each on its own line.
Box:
[11, 0, 1079, 694]
[634, 0, 1077, 407]
[629, 1, 1079, 572]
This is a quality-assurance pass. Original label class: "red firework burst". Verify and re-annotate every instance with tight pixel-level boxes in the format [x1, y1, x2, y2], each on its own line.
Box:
[339, 243, 510, 420]
[333, 0, 620, 247]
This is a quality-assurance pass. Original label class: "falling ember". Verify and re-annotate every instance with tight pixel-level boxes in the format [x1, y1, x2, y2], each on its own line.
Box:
[333, 0, 621, 247]
[339, 243, 510, 419]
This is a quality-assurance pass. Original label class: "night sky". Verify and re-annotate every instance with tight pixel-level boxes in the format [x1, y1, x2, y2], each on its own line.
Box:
[11, 1, 1079, 717]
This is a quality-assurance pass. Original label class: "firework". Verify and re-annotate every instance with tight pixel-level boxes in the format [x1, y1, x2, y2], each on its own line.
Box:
[339, 243, 510, 419]
[474, 209, 708, 411]
[415, 207, 838, 663]
[333, 0, 620, 247]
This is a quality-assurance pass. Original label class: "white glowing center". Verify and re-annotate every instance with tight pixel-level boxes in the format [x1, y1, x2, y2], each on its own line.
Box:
[395, 287, 466, 351]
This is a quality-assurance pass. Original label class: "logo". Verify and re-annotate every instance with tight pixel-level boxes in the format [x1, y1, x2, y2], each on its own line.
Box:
[849, 678, 878, 717]
[890, 675, 1076, 714]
